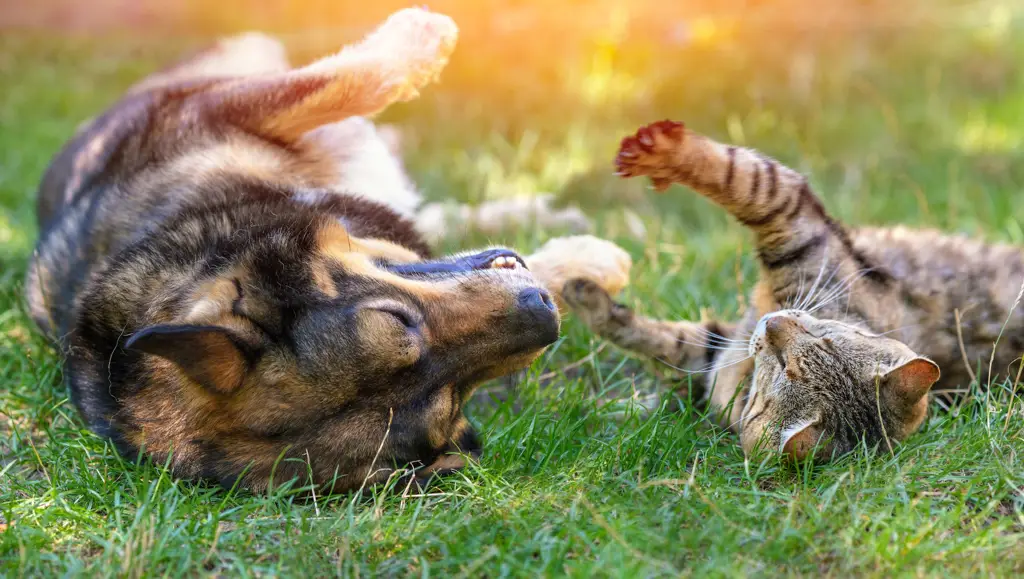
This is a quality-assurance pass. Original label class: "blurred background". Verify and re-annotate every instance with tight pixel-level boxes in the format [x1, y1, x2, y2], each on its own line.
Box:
[3, 1, 1022, 254]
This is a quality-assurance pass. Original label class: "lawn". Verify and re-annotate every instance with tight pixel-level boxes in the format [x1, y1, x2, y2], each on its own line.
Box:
[2, 1, 1024, 576]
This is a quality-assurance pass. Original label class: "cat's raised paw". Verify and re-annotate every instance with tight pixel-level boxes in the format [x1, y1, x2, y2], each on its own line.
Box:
[615, 120, 686, 192]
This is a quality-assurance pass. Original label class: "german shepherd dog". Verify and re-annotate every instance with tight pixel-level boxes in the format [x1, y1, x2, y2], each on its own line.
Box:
[25, 9, 560, 493]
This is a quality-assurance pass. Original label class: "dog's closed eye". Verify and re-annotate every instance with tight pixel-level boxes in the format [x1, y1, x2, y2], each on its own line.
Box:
[376, 306, 420, 330]
[364, 301, 423, 331]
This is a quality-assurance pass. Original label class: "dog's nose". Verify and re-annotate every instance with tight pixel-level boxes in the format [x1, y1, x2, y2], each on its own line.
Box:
[517, 287, 557, 316]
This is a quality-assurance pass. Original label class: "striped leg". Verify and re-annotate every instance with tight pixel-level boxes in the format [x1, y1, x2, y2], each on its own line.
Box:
[615, 121, 835, 262]
[614, 121, 889, 306]
[561, 278, 738, 380]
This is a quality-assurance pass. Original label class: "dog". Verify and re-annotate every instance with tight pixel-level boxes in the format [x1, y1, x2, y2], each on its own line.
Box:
[25, 8, 561, 493]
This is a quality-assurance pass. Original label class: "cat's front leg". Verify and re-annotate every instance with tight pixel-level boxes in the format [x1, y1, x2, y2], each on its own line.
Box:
[561, 278, 737, 377]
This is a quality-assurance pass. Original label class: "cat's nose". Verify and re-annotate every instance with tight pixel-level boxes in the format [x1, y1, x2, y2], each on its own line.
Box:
[764, 315, 805, 351]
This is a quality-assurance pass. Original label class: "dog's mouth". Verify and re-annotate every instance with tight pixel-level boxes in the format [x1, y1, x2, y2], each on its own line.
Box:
[386, 248, 528, 277]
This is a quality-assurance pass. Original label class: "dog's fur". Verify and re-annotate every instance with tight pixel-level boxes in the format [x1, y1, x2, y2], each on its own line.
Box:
[26, 9, 560, 493]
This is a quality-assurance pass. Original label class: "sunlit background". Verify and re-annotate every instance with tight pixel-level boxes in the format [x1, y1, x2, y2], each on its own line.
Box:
[3, 0, 1023, 257]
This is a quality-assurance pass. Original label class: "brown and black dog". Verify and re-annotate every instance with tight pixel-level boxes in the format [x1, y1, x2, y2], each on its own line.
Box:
[25, 9, 560, 493]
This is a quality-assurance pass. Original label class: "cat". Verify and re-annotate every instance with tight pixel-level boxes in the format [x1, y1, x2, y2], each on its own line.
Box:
[562, 120, 1024, 460]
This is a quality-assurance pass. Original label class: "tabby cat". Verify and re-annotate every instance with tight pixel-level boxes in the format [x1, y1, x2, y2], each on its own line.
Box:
[564, 120, 1024, 460]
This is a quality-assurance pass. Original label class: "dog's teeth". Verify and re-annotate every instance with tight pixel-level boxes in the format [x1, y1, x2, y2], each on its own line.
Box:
[489, 255, 521, 270]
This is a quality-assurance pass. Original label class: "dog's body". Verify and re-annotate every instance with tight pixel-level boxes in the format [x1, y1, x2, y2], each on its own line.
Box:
[27, 9, 560, 492]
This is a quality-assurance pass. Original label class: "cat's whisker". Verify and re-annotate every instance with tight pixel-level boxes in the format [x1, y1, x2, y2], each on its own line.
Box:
[655, 352, 753, 375]
[690, 329, 746, 344]
[690, 326, 749, 345]
[794, 256, 841, 312]
[807, 270, 861, 311]
[674, 338, 749, 352]
[726, 413, 747, 432]
[877, 323, 921, 337]
[807, 268, 877, 315]
[689, 334, 748, 347]
[790, 267, 810, 311]
[794, 251, 834, 311]
[811, 260, 852, 301]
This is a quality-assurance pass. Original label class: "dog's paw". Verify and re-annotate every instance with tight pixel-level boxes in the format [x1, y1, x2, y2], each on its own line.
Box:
[615, 120, 686, 191]
[524, 235, 632, 312]
[359, 8, 458, 101]
[561, 278, 634, 330]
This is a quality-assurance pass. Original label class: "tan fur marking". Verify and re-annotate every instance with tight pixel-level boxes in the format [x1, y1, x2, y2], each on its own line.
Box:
[184, 275, 241, 323]
[169, 142, 285, 183]
[419, 453, 466, 475]
[352, 237, 423, 264]
[310, 261, 340, 298]
[426, 385, 455, 448]
[316, 222, 447, 299]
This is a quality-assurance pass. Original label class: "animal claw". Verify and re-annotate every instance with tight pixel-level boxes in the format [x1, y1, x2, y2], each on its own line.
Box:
[637, 128, 654, 149]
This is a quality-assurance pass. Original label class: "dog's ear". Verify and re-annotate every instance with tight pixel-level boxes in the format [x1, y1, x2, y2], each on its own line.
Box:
[126, 324, 254, 394]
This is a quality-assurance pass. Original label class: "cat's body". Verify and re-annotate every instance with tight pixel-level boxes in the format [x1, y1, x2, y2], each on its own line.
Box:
[564, 120, 1024, 459]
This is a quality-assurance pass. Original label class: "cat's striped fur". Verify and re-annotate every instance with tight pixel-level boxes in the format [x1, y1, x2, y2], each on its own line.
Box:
[564, 120, 1024, 460]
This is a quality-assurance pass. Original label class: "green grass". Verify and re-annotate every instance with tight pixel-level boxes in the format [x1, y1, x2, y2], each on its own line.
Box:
[3, 3, 1024, 576]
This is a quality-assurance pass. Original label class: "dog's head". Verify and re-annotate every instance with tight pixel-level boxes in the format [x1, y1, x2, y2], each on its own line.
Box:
[76, 205, 558, 491]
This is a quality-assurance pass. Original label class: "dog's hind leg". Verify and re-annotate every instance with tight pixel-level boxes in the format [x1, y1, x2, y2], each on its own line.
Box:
[198, 8, 457, 144]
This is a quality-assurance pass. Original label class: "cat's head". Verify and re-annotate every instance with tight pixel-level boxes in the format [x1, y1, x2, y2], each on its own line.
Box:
[739, 310, 940, 461]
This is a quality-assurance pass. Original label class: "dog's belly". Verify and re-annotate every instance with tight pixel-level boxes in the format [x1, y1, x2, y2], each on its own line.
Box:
[300, 117, 422, 217]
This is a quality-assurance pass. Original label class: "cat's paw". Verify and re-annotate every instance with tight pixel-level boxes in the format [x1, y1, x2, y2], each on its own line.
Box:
[615, 120, 686, 192]
[561, 278, 634, 331]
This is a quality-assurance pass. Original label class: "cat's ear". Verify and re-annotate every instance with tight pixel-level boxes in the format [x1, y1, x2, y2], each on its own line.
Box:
[882, 357, 940, 406]
[125, 324, 253, 394]
[780, 419, 822, 461]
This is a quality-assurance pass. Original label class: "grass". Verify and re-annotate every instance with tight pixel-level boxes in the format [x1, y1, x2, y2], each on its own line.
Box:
[3, 2, 1024, 576]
